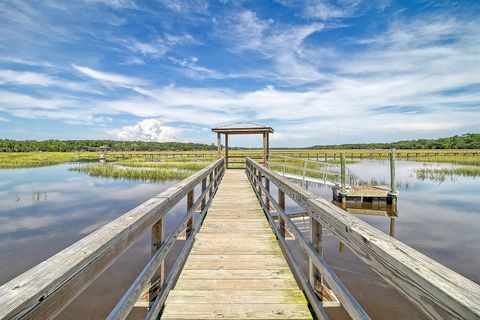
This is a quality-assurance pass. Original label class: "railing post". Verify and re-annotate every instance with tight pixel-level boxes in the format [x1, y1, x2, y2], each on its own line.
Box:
[265, 177, 270, 211]
[209, 171, 214, 199]
[257, 169, 262, 196]
[186, 189, 194, 238]
[150, 217, 164, 300]
[201, 177, 207, 210]
[309, 217, 323, 292]
[278, 189, 285, 238]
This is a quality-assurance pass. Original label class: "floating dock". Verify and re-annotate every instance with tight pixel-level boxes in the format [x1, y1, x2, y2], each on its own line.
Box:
[332, 185, 398, 204]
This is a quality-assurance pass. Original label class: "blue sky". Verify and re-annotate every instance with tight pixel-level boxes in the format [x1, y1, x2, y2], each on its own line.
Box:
[0, 0, 479, 147]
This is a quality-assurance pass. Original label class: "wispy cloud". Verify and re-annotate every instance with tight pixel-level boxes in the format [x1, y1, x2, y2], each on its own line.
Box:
[217, 10, 325, 84]
[72, 64, 148, 87]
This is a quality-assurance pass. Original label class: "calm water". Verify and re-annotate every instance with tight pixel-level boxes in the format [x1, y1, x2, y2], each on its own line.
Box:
[284, 159, 480, 319]
[0, 160, 478, 319]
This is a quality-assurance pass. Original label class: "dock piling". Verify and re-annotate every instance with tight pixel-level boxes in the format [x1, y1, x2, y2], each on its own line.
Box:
[340, 153, 347, 204]
[388, 149, 398, 205]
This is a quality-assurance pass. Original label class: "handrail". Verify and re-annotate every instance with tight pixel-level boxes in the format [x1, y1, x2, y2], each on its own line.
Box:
[246, 157, 480, 320]
[0, 158, 225, 320]
[246, 160, 369, 320]
[108, 166, 222, 319]
[267, 154, 351, 186]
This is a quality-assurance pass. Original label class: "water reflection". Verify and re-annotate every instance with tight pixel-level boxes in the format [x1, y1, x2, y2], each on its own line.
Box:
[333, 201, 398, 237]
[0, 164, 177, 285]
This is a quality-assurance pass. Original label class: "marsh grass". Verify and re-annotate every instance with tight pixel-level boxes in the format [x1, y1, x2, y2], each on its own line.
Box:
[70, 164, 195, 181]
[0, 152, 97, 168]
[1, 149, 477, 169]
[113, 160, 209, 170]
[413, 155, 480, 166]
[414, 166, 480, 182]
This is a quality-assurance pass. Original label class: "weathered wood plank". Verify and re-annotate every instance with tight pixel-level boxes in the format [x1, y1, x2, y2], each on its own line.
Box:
[173, 278, 300, 290]
[162, 169, 312, 319]
[167, 290, 307, 304]
[184, 257, 288, 270]
[161, 303, 311, 319]
[178, 269, 292, 280]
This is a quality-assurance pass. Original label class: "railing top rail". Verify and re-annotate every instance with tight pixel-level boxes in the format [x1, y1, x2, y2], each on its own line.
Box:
[268, 154, 341, 168]
[246, 158, 480, 320]
[267, 161, 342, 177]
[0, 158, 225, 320]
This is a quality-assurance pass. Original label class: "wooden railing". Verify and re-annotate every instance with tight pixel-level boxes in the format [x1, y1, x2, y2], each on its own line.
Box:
[0, 158, 226, 320]
[267, 154, 351, 187]
[246, 158, 480, 320]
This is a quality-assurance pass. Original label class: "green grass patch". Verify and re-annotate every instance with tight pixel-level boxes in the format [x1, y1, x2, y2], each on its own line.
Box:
[0, 152, 97, 168]
[70, 164, 196, 182]
[113, 160, 209, 170]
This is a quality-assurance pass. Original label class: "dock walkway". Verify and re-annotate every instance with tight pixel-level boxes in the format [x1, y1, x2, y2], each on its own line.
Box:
[162, 169, 312, 319]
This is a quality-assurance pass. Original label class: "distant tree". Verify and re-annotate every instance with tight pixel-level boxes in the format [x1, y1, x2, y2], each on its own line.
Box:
[0, 139, 217, 152]
[309, 133, 480, 150]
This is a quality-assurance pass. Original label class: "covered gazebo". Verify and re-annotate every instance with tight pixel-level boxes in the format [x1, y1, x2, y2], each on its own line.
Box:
[212, 122, 274, 167]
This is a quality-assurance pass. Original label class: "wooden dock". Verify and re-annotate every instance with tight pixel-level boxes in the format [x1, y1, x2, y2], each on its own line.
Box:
[1, 156, 480, 320]
[162, 170, 312, 319]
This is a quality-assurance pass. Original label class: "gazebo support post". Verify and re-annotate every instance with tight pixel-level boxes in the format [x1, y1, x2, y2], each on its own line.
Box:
[225, 133, 229, 168]
[211, 123, 274, 168]
[217, 133, 221, 158]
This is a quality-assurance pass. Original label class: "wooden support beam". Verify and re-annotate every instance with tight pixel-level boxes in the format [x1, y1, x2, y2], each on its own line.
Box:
[309, 217, 322, 291]
[217, 133, 221, 158]
[209, 171, 214, 199]
[225, 133, 229, 168]
[265, 177, 270, 212]
[201, 177, 207, 211]
[150, 217, 165, 300]
[340, 153, 346, 204]
[263, 132, 267, 166]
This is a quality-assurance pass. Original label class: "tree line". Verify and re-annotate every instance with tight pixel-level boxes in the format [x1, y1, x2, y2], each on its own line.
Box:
[0, 140, 217, 152]
[309, 133, 480, 150]
[1, 133, 478, 152]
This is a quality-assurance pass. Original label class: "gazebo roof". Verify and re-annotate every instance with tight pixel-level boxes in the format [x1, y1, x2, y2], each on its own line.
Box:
[212, 122, 274, 134]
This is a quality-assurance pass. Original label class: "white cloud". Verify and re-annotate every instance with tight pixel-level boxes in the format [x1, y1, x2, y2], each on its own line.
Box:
[82, 0, 137, 9]
[0, 69, 95, 92]
[0, 116, 10, 122]
[111, 119, 182, 142]
[72, 64, 148, 87]
[159, 0, 209, 14]
[0, 70, 55, 87]
[304, 1, 352, 20]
